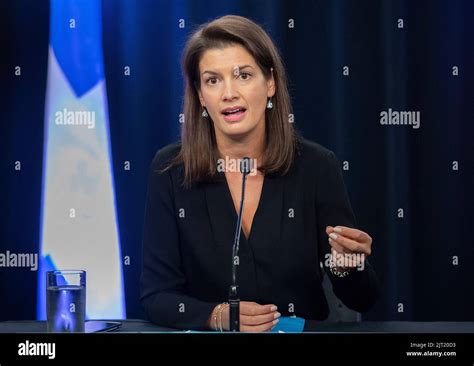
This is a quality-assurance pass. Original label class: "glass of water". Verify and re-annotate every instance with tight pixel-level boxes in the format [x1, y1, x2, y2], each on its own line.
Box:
[46, 270, 86, 333]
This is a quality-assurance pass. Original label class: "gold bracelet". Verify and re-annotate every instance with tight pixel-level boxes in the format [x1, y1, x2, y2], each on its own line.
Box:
[213, 303, 224, 331]
[218, 302, 229, 332]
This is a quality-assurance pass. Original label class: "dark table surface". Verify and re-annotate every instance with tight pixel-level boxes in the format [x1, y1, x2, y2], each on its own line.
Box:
[1, 319, 474, 333]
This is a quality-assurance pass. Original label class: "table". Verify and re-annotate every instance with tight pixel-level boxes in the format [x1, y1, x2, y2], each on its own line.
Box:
[1, 319, 474, 333]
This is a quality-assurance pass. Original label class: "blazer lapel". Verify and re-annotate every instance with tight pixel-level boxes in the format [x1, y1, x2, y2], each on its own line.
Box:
[249, 172, 284, 253]
[204, 171, 284, 252]
[204, 172, 238, 250]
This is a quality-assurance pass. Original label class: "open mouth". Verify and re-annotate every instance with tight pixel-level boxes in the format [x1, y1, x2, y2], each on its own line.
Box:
[222, 107, 246, 115]
[222, 107, 247, 122]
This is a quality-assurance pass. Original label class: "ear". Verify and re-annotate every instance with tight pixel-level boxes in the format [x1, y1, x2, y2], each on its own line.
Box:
[266, 73, 276, 98]
[197, 88, 205, 107]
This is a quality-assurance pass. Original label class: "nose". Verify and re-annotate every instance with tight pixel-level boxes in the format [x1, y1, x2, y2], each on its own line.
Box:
[221, 78, 239, 101]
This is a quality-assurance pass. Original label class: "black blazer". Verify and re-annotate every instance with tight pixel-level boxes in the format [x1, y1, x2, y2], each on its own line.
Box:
[140, 137, 380, 330]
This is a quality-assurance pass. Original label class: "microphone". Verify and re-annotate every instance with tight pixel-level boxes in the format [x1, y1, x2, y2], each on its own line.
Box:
[228, 157, 252, 332]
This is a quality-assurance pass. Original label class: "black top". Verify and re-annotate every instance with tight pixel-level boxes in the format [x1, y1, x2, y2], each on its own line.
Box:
[140, 137, 381, 330]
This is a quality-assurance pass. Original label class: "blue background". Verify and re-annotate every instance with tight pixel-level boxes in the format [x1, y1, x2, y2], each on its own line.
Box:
[0, 0, 473, 321]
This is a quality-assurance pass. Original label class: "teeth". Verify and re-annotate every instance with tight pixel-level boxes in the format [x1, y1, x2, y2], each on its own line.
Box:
[224, 108, 243, 115]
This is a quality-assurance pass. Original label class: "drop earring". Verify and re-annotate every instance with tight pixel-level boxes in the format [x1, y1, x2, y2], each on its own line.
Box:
[266, 98, 273, 109]
[202, 108, 208, 117]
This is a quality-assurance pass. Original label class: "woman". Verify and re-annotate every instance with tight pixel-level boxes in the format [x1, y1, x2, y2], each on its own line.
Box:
[140, 15, 380, 332]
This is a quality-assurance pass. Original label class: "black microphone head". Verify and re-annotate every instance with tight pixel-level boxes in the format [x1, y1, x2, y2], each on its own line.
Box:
[240, 157, 252, 175]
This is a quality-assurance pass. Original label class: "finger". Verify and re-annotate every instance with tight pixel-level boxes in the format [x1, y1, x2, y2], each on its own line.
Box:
[328, 232, 371, 255]
[240, 303, 277, 316]
[328, 237, 346, 253]
[332, 226, 372, 243]
[240, 311, 280, 326]
[241, 319, 279, 333]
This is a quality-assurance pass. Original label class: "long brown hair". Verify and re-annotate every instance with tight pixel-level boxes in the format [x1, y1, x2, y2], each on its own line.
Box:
[165, 15, 298, 187]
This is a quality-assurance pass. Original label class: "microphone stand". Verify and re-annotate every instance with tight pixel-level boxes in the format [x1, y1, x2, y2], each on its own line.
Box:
[229, 157, 251, 332]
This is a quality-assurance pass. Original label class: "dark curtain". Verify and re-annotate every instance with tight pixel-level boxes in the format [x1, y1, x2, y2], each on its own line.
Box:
[0, 0, 472, 321]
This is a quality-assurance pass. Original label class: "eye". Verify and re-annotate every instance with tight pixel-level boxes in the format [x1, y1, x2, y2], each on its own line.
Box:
[206, 77, 219, 85]
[238, 72, 252, 80]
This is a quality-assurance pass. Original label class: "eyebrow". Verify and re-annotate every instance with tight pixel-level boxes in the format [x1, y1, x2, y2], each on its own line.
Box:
[201, 64, 254, 76]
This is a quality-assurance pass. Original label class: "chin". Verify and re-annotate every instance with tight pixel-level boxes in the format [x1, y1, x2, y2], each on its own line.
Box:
[221, 122, 256, 137]
[214, 114, 263, 139]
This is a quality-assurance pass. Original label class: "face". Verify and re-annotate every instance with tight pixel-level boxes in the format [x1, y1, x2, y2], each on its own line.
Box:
[197, 44, 275, 141]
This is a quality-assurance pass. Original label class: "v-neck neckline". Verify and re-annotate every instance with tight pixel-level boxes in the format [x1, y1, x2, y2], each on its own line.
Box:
[222, 172, 267, 243]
